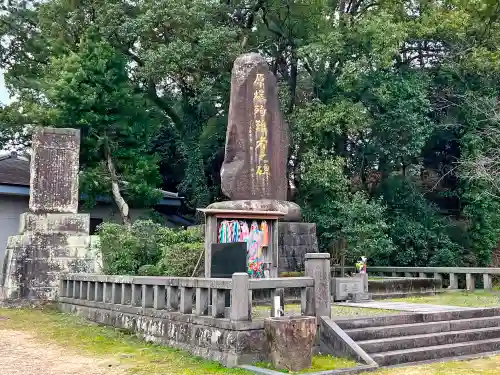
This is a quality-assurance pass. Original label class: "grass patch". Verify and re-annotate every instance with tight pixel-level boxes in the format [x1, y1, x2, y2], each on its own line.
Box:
[388, 291, 500, 307]
[366, 355, 500, 375]
[0, 306, 250, 375]
[255, 355, 357, 373]
[253, 304, 398, 319]
[4, 305, 500, 375]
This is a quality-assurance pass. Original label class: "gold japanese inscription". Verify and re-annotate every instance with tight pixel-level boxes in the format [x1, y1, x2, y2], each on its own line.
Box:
[253, 72, 270, 191]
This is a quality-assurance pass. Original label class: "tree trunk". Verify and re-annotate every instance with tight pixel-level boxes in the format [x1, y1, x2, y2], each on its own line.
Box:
[105, 146, 132, 226]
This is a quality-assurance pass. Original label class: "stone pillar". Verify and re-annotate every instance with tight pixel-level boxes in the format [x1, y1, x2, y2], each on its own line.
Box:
[466, 273, 475, 291]
[483, 274, 493, 290]
[230, 273, 250, 321]
[305, 253, 331, 319]
[449, 273, 458, 289]
[0, 128, 98, 301]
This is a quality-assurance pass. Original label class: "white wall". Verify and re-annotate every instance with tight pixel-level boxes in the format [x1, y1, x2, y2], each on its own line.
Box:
[0, 195, 29, 261]
[0, 196, 178, 260]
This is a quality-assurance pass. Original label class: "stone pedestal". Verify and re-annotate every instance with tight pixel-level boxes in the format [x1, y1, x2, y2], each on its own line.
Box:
[264, 316, 317, 372]
[278, 222, 318, 273]
[1, 213, 95, 300]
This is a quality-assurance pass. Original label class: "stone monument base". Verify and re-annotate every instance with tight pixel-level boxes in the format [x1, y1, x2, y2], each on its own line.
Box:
[207, 199, 301, 222]
[0, 213, 99, 300]
[278, 222, 318, 273]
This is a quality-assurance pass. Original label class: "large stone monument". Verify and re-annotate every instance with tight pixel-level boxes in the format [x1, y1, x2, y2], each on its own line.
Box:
[208, 53, 318, 272]
[0, 127, 99, 300]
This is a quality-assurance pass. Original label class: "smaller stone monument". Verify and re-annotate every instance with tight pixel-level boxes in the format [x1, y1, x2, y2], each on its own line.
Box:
[0, 127, 98, 300]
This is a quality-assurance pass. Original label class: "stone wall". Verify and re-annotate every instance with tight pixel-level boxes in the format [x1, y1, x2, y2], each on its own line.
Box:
[278, 222, 318, 273]
[59, 299, 268, 367]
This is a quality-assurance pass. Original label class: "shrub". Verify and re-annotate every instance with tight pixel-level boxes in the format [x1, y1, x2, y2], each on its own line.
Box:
[158, 242, 204, 277]
[98, 220, 204, 276]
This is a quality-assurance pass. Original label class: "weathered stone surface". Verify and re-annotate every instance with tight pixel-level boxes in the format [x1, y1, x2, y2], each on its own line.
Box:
[221, 53, 289, 201]
[207, 199, 301, 222]
[29, 127, 80, 214]
[264, 316, 317, 372]
[332, 277, 365, 302]
[0, 213, 96, 300]
[0, 127, 99, 301]
[59, 301, 268, 367]
[278, 222, 318, 273]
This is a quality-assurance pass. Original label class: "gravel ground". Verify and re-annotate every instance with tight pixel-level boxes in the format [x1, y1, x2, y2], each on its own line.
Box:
[0, 329, 125, 375]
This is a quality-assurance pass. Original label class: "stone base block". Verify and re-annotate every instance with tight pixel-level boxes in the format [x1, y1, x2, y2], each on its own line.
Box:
[19, 212, 90, 234]
[348, 293, 372, 303]
[278, 222, 318, 273]
[59, 300, 268, 367]
[1, 213, 97, 301]
[207, 200, 301, 222]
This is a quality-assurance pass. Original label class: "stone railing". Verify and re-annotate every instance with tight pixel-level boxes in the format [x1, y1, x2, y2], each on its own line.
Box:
[60, 253, 331, 322]
[332, 266, 500, 290]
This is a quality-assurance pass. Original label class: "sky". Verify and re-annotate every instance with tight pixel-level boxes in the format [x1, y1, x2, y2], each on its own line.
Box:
[0, 71, 11, 105]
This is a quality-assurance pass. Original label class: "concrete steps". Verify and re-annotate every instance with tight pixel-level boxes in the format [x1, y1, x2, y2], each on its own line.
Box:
[371, 338, 500, 366]
[339, 309, 500, 366]
[344, 315, 500, 341]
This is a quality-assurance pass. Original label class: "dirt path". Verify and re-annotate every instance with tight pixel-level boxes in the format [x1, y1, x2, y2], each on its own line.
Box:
[0, 329, 125, 375]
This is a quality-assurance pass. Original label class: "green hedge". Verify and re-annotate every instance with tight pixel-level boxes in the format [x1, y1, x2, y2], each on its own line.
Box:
[98, 220, 204, 276]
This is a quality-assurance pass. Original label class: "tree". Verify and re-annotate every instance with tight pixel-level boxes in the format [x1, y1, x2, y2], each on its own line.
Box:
[2, 0, 500, 266]
[41, 37, 163, 224]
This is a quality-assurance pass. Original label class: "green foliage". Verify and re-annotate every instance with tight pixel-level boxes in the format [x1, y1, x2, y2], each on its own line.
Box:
[158, 243, 204, 277]
[98, 220, 203, 276]
[380, 176, 461, 267]
[298, 152, 395, 264]
[3, 0, 500, 267]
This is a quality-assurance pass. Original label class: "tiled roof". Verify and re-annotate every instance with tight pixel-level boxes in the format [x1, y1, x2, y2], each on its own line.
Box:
[0, 152, 30, 186]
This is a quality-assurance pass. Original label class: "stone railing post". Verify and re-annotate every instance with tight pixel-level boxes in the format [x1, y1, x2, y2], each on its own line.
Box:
[466, 273, 475, 291]
[449, 273, 458, 289]
[484, 274, 493, 290]
[230, 273, 250, 321]
[305, 253, 331, 319]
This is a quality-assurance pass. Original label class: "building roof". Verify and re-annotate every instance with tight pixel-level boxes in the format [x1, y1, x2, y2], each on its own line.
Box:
[0, 152, 30, 186]
[0, 151, 182, 206]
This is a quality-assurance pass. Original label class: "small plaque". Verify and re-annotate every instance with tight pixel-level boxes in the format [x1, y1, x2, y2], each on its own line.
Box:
[332, 277, 365, 301]
[211, 242, 247, 278]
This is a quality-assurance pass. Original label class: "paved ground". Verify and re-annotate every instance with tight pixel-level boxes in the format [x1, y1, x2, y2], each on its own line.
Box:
[337, 301, 476, 313]
[0, 329, 124, 375]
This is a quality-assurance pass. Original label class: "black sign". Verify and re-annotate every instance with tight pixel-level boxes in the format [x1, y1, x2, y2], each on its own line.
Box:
[211, 242, 247, 278]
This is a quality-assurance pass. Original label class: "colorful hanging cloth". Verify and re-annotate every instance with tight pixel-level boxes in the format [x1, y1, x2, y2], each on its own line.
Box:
[231, 220, 240, 243]
[218, 220, 231, 243]
[247, 221, 264, 278]
[260, 220, 269, 247]
[239, 221, 250, 242]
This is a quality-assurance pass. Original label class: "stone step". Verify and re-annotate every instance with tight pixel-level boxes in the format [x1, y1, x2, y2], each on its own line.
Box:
[371, 337, 500, 366]
[358, 326, 500, 353]
[345, 315, 500, 341]
[336, 307, 500, 330]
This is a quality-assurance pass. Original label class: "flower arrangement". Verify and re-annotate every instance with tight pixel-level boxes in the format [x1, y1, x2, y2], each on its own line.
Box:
[355, 256, 367, 274]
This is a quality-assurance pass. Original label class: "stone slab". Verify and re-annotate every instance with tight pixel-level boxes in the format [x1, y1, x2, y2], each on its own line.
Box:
[59, 300, 267, 367]
[207, 200, 301, 222]
[221, 53, 290, 201]
[19, 212, 90, 234]
[278, 222, 318, 273]
[29, 127, 80, 214]
[332, 277, 364, 301]
[337, 301, 476, 313]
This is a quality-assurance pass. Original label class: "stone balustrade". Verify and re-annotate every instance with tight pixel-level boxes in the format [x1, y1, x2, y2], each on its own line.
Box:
[332, 266, 500, 291]
[59, 270, 322, 321]
[57, 253, 331, 367]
